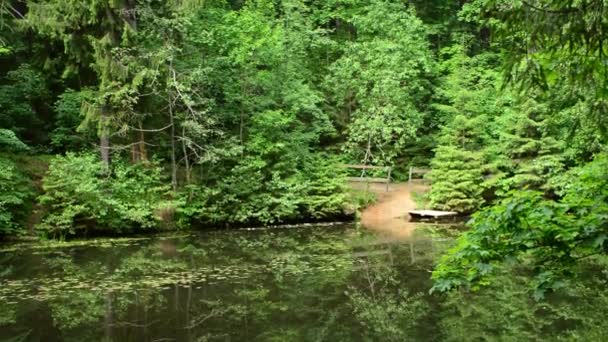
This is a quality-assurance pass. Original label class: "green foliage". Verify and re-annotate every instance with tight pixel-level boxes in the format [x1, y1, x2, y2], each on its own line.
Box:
[428, 143, 485, 213]
[50, 89, 96, 151]
[5, 0, 608, 339]
[432, 152, 608, 294]
[493, 96, 565, 195]
[181, 109, 348, 226]
[0, 129, 28, 151]
[0, 64, 49, 143]
[301, 154, 349, 219]
[326, 0, 435, 165]
[466, 0, 608, 136]
[0, 0, 603, 249]
[0, 155, 34, 236]
[348, 189, 378, 210]
[38, 153, 173, 237]
[427, 47, 502, 212]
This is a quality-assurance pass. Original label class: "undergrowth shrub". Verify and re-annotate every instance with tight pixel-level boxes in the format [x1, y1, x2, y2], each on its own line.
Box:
[178, 109, 349, 226]
[179, 153, 349, 227]
[0, 156, 34, 236]
[38, 153, 173, 238]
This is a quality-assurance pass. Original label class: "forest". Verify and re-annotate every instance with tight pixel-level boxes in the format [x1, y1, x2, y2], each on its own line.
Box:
[1, 0, 608, 339]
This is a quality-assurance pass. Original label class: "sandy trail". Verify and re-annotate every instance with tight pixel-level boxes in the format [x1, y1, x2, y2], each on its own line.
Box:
[354, 182, 427, 240]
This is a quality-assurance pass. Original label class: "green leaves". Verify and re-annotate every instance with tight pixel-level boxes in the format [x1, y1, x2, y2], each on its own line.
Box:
[432, 153, 608, 294]
[428, 144, 485, 213]
[0, 129, 29, 152]
[38, 153, 173, 237]
[471, 0, 608, 135]
[180, 108, 348, 226]
[427, 48, 502, 213]
[0, 64, 49, 144]
[50, 89, 96, 152]
[326, 1, 435, 165]
[0, 155, 34, 236]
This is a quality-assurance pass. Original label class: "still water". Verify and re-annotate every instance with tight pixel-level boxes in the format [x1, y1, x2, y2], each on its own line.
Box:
[1, 223, 606, 341]
[0, 224, 448, 341]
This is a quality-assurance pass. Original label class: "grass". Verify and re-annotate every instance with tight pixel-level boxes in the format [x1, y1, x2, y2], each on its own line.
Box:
[411, 187, 430, 210]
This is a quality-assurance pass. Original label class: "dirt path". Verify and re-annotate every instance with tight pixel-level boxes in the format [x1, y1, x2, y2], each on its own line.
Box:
[354, 182, 428, 240]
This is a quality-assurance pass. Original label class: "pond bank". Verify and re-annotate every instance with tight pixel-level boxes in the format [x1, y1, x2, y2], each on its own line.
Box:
[356, 182, 429, 240]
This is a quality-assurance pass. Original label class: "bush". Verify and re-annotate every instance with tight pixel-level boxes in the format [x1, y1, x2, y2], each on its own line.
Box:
[432, 153, 608, 294]
[0, 128, 29, 152]
[180, 153, 349, 226]
[0, 156, 34, 236]
[38, 153, 173, 238]
[179, 109, 349, 227]
[300, 154, 349, 219]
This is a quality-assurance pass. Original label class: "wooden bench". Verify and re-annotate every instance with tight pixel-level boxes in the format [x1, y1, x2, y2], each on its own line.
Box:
[347, 177, 390, 183]
[341, 164, 392, 192]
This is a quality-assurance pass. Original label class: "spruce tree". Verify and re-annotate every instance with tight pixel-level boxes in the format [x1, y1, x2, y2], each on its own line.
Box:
[25, 0, 142, 168]
[428, 114, 485, 213]
[427, 43, 505, 213]
[495, 97, 564, 194]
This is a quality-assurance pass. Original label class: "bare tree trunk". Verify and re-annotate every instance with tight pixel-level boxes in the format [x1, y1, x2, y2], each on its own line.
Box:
[240, 79, 246, 147]
[138, 122, 148, 162]
[182, 126, 191, 185]
[100, 105, 111, 171]
[362, 134, 373, 169]
[131, 144, 139, 163]
[169, 96, 177, 191]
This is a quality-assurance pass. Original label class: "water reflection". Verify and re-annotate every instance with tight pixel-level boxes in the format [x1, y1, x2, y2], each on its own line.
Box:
[0, 225, 443, 341]
[3, 224, 604, 341]
[359, 183, 431, 241]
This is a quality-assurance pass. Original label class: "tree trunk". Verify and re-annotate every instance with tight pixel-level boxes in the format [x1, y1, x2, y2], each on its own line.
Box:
[131, 144, 139, 163]
[240, 78, 246, 147]
[169, 97, 177, 191]
[100, 104, 111, 170]
[182, 126, 191, 185]
[138, 122, 148, 162]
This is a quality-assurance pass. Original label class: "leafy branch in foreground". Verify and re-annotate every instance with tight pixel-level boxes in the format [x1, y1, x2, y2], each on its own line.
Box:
[464, 0, 608, 132]
[432, 152, 608, 297]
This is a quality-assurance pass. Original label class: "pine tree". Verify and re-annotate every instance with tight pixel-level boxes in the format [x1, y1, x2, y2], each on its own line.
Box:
[25, 0, 141, 168]
[427, 44, 503, 213]
[428, 115, 485, 213]
[495, 97, 564, 194]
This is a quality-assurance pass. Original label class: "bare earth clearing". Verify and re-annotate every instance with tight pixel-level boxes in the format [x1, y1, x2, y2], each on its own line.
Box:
[351, 182, 428, 240]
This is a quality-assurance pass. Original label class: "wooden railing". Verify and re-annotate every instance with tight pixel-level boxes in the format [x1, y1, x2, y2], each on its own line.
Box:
[408, 167, 430, 183]
[341, 164, 392, 192]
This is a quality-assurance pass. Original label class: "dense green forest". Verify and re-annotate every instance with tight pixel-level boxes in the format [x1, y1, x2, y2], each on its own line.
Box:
[1, 0, 608, 298]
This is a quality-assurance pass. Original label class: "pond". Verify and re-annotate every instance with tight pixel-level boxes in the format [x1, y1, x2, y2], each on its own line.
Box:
[0, 223, 451, 341]
[0, 223, 606, 341]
